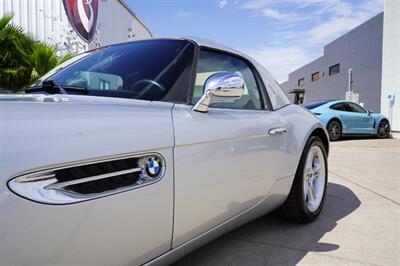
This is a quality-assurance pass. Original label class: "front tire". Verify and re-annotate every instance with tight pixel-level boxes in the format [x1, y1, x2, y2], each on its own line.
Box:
[327, 119, 341, 141]
[279, 136, 328, 223]
[377, 119, 390, 139]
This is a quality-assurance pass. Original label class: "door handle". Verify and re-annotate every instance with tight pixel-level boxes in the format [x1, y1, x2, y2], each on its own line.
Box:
[268, 127, 287, 135]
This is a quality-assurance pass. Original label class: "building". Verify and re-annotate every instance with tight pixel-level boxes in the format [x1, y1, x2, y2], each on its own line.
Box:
[280, 13, 384, 112]
[0, 0, 152, 54]
[381, 0, 399, 136]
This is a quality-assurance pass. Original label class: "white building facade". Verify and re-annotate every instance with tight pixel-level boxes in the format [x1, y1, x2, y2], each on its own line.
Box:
[381, 0, 400, 136]
[0, 0, 152, 54]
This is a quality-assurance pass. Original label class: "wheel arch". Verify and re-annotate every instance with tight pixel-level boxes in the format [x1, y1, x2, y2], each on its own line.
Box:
[378, 117, 390, 126]
[376, 118, 391, 138]
[294, 125, 330, 178]
[309, 127, 329, 155]
[327, 117, 342, 129]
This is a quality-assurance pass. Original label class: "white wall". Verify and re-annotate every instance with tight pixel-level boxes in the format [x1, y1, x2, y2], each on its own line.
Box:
[381, 0, 400, 133]
[0, 0, 66, 43]
[0, 0, 152, 54]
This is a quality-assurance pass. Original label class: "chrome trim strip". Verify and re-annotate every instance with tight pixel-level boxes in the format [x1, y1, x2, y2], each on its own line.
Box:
[44, 167, 143, 190]
[7, 153, 166, 205]
[18, 173, 56, 183]
[7, 151, 165, 181]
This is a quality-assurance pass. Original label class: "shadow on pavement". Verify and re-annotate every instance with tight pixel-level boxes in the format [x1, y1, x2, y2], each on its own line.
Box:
[336, 135, 391, 141]
[174, 182, 360, 266]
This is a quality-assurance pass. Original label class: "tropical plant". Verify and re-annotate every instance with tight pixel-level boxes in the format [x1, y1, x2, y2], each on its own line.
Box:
[0, 15, 33, 91]
[23, 42, 74, 83]
[0, 15, 75, 92]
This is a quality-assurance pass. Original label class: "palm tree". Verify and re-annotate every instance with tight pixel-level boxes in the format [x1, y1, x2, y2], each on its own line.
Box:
[0, 15, 75, 92]
[0, 15, 33, 91]
[24, 42, 74, 83]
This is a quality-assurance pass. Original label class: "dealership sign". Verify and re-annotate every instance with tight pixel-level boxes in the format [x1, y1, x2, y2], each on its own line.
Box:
[63, 0, 99, 42]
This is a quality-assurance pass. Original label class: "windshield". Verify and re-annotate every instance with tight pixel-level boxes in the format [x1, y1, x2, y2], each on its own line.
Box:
[32, 51, 94, 86]
[302, 100, 333, 109]
[41, 39, 195, 102]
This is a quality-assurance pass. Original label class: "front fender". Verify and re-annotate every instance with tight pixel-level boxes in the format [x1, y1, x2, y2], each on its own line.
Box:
[372, 114, 389, 130]
[276, 105, 329, 177]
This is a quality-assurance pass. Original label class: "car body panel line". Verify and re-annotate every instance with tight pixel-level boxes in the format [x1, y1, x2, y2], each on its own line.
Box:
[170, 103, 177, 252]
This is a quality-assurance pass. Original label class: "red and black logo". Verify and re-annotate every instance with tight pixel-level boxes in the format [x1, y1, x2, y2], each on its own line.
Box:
[63, 0, 99, 42]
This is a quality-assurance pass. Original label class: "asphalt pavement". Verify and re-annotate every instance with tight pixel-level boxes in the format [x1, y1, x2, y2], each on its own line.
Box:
[174, 138, 400, 266]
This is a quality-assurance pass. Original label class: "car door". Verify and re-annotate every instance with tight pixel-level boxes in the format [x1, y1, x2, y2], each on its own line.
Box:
[172, 49, 288, 247]
[347, 102, 374, 133]
[330, 103, 361, 133]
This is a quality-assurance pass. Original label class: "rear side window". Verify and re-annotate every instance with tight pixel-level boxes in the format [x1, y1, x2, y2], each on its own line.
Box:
[347, 103, 366, 113]
[302, 100, 330, 109]
[330, 102, 367, 113]
[330, 103, 348, 111]
[191, 50, 264, 110]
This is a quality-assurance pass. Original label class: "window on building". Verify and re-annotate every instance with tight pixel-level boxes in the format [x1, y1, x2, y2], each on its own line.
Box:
[298, 78, 305, 86]
[311, 72, 320, 82]
[294, 91, 304, 105]
[329, 64, 340, 76]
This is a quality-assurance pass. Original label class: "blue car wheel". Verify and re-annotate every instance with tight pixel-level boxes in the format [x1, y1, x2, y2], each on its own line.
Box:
[327, 120, 341, 141]
[377, 120, 390, 138]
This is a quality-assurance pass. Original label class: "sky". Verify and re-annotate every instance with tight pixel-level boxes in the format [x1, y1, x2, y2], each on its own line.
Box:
[126, 0, 384, 82]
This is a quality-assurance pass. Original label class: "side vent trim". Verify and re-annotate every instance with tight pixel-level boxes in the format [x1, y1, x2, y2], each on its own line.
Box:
[8, 153, 165, 205]
[44, 167, 143, 190]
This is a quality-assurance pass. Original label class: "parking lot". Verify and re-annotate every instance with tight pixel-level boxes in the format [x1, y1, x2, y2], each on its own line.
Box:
[175, 138, 400, 266]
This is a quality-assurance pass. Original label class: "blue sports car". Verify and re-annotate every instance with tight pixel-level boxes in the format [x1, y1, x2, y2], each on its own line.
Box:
[302, 100, 391, 141]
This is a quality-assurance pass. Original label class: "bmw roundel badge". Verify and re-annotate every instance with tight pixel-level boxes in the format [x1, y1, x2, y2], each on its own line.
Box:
[145, 156, 162, 178]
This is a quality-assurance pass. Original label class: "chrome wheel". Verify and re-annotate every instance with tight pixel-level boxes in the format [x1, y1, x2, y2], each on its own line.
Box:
[377, 120, 390, 138]
[328, 120, 341, 141]
[303, 145, 326, 212]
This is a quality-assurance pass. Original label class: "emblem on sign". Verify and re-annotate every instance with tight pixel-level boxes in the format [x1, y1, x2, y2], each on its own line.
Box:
[63, 0, 99, 42]
[145, 157, 162, 178]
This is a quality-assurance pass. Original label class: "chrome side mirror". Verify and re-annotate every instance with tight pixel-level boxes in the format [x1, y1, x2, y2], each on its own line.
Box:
[368, 110, 372, 115]
[193, 72, 244, 113]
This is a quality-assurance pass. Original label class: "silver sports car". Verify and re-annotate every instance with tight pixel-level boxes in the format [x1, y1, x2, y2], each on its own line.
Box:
[0, 37, 329, 266]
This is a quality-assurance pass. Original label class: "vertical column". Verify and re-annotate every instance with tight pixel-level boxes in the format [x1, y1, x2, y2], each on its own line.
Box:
[11, 0, 19, 25]
[36, 0, 44, 41]
[27, 0, 37, 38]
[5, 0, 12, 17]
[0, 0, 4, 17]
[20, 0, 29, 31]
[43, 0, 53, 42]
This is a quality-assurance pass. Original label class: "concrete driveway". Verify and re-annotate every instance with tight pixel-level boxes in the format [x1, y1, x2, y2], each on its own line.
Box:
[174, 138, 400, 266]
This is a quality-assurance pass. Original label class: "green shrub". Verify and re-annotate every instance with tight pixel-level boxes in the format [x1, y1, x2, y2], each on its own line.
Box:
[0, 15, 75, 92]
